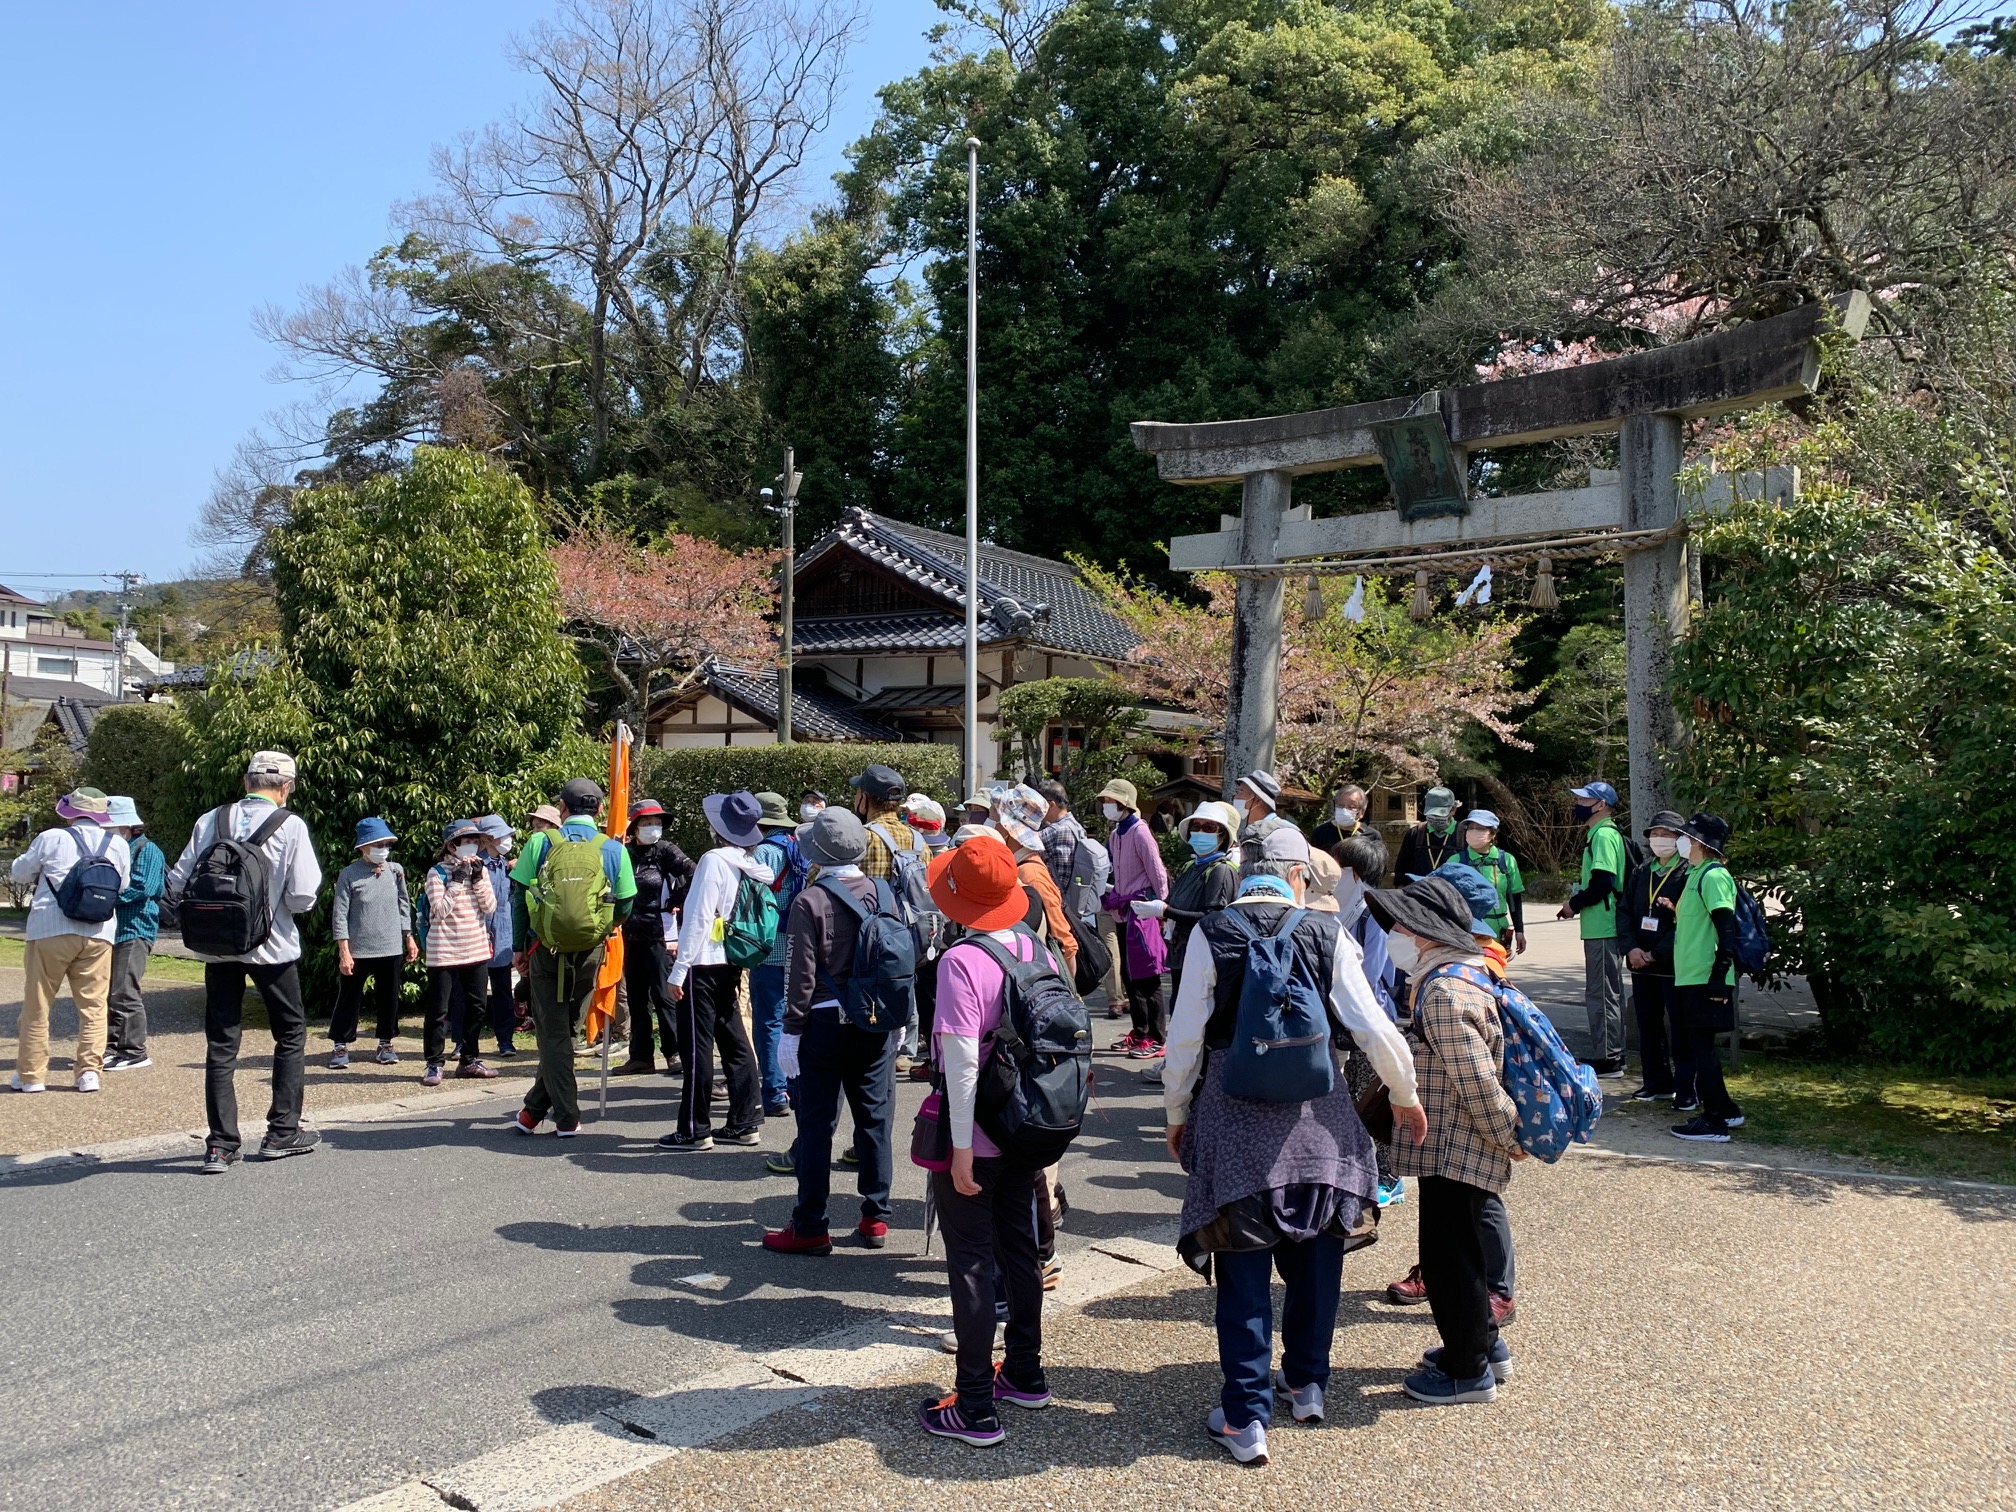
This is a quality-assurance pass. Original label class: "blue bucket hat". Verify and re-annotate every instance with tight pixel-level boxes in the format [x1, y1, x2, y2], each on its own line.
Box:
[702, 790, 765, 847]
[354, 816, 397, 849]
[1410, 860, 1500, 936]
[474, 814, 513, 842]
[441, 818, 482, 847]
[1570, 780, 1619, 808]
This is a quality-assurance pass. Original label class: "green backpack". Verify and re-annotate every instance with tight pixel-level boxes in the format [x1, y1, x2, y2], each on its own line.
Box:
[528, 832, 616, 952]
[723, 872, 779, 968]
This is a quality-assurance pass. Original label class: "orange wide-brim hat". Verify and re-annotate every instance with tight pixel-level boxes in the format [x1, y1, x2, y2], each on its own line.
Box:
[927, 832, 1027, 932]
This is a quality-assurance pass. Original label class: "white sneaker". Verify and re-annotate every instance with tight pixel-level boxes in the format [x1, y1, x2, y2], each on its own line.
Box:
[939, 1321, 1008, 1354]
[10, 1073, 46, 1094]
[75, 1071, 101, 1093]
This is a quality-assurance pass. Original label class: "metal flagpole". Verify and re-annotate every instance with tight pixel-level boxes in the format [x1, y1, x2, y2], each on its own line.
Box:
[963, 137, 982, 796]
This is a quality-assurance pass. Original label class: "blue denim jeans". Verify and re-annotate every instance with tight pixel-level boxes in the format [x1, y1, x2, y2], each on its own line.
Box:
[1213, 1233, 1346, 1430]
[789, 1009, 898, 1234]
[749, 961, 789, 1111]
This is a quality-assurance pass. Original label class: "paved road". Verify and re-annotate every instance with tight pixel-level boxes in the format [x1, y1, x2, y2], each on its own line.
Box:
[0, 1048, 1176, 1512]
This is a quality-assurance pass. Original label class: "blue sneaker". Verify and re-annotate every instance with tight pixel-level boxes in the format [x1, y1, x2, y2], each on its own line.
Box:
[1205, 1407, 1270, 1464]
[1402, 1363, 1498, 1405]
[1422, 1337, 1513, 1383]
[1376, 1177, 1405, 1207]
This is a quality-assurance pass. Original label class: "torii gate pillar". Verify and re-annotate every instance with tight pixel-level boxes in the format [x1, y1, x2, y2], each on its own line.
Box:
[1225, 470, 1291, 788]
[1620, 412, 1688, 826]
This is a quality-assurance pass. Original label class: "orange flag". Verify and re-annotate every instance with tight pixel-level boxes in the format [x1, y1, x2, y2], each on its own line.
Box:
[585, 724, 631, 1046]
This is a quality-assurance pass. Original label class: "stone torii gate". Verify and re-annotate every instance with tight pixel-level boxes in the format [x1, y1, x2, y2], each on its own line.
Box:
[1131, 295, 1868, 828]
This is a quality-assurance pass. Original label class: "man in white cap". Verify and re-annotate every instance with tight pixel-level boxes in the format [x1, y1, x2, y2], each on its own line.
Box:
[8, 786, 130, 1093]
[1233, 769, 1294, 848]
[105, 795, 166, 1071]
[168, 751, 324, 1171]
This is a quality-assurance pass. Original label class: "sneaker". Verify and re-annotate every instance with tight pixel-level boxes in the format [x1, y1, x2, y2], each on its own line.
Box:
[493, 1046, 518, 1059]
[1423, 1338, 1513, 1383]
[1126, 1036, 1163, 1060]
[1272, 1368, 1325, 1424]
[1385, 1264, 1428, 1305]
[763, 1151, 796, 1175]
[9, 1073, 46, 1094]
[919, 1391, 1004, 1446]
[992, 1362, 1051, 1410]
[1490, 1292, 1518, 1328]
[510, 1109, 541, 1135]
[1112, 1030, 1139, 1055]
[420, 1064, 444, 1087]
[1670, 1115, 1732, 1143]
[761, 1223, 834, 1256]
[1672, 1097, 1702, 1113]
[658, 1132, 715, 1153]
[895, 1053, 914, 1074]
[456, 1059, 499, 1080]
[1723, 1113, 1746, 1128]
[908, 1059, 934, 1082]
[716, 1125, 761, 1147]
[763, 1101, 791, 1119]
[328, 1047, 351, 1070]
[839, 1145, 861, 1166]
[259, 1128, 321, 1160]
[200, 1144, 239, 1174]
[1585, 1058, 1627, 1079]
[375, 1042, 399, 1066]
[106, 1052, 152, 1071]
[1376, 1177, 1406, 1207]
[1141, 1060, 1165, 1086]
[1402, 1363, 1498, 1405]
[940, 1321, 1007, 1354]
[856, 1219, 889, 1249]
[1105, 1004, 1124, 1020]
[554, 1121, 580, 1138]
[75, 1071, 101, 1093]
[1205, 1406, 1270, 1464]
[1626, 1084, 1667, 1102]
[612, 1060, 657, 1077]
[1040, 1257, 1063, 1291]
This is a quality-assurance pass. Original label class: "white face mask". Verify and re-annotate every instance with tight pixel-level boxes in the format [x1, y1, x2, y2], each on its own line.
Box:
[1464, 827, 1493, 852]
[1101, 802, 1122, 822]
[1333, 807, 1358, 830]
[1675, 836, 1697, 862]
[799, 803, 822, 822]
[364, 845, 391, 865]
[636, 825, 663, 845]
[1384, 932, 1421, 974]
[497, 835, 513, 855]
[1335, 873, 1366, 922]
[454, 842, 479, 860]
[1649, 834, 1678, 859]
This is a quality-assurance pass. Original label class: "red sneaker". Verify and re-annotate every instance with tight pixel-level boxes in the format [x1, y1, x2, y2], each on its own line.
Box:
[1385, 1264, 1428, 1305]
[762, 1223, 834, 1256]
[509, 1109, 540, 1136]
[856, 1219, 889, 1249]
[1490, 1292, 1517, 1328]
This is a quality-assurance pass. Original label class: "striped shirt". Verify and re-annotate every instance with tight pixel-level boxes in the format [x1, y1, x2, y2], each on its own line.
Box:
[423, 864, 496, 968]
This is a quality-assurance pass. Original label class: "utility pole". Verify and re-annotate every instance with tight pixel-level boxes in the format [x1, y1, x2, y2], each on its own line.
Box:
[762, 450, 803, 745]
[963, 137, 982, 796]
[112, 571, 142, 699]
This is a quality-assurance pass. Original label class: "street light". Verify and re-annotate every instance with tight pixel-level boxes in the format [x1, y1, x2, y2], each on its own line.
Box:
[762, 448, 804, 744]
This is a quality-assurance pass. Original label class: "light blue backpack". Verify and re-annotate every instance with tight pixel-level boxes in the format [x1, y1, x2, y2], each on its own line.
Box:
[1433, 962, 1603, 1161]
[1221, 908, 1335, 1104]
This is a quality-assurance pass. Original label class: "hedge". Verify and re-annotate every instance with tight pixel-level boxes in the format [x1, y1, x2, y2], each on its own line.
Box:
[82, 702, 203, 849]
[634, 742, 962, 855]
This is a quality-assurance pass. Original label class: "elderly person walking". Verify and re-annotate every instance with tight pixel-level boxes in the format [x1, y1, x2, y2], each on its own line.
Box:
[425, 819, 499, 1087]
[1098, 778, 1169, 1059]
[9, 786, 130, 1094]
[1367, 874, 1525, 1404]
[105, 795, 165, 1072]
[1163, 826, 1425, 1465]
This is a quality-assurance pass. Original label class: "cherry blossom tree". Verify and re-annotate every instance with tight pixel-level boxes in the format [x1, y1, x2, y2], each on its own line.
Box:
[551, 527, 777, 732]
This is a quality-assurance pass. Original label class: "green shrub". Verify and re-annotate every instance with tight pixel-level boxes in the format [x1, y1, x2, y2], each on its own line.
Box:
[83, 702, 203, 849]
[634, 742, 960, 855]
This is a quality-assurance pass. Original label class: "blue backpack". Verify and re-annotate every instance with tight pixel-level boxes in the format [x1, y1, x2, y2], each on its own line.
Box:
[815, 876, 917, 1033]
[52, 828, 122, 925]
[1434, 963, 1602, 1162]
[1703, 862, 1771, 975]
[1220, 908, 1335, 1104]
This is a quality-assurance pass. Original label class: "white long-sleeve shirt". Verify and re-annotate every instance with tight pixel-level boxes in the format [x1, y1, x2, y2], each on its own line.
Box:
[669, 845, 776, 987]
[1162, 897, 1419, 1126]
[11, 821, 131, 943]
[167, 798, 323, 965]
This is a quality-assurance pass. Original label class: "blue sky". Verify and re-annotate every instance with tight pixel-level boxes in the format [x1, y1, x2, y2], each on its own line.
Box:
[0, 0, 942, 595]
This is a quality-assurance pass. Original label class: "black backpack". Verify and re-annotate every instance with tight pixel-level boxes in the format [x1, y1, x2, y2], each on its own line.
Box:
[816, 876, 918, 1033]
[51, 829, 122, 925]
[180, 804, 292, 957]
[965, 927, 1094, 1167]
[867, 821, 950, 960]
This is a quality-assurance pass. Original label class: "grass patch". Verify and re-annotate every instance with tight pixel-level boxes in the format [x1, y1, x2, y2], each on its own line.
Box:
[1610, 1053, 2016, 1184]
[0, 935, 211, 985]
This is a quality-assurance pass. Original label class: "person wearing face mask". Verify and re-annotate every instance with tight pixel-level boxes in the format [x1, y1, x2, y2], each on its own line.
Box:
[1665, 812, 1746, 1142]
[616, 799, 696, 1079]
[1141, 801, 1245, 1091]
[1554, 780, 1629, 1075]
[1622, 811, 1694, 1109]
[1394, 786, 1462, 884]
[419, 819, 499, 1087]
[467, 816, 522, 1060]
[328, 817, 417, 1069]
[1232, 770, 1293, 849]
[1455, 809, 1526, 956]
[1097, 778, 1171, 1058]
[1365, 874, 1526, 1406]
[799, 789, 828, 824]
[1308, 783, 1370, 855]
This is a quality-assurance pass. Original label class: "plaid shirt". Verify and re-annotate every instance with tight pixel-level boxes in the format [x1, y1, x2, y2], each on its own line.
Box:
[860, 812, 924, 882]
[1390, 945, 1522, 1192]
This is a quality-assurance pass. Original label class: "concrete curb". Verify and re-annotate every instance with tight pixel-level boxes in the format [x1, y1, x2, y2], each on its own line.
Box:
[332, 1222, 1185, 1512]
[1572, 1142, 2016, 1193]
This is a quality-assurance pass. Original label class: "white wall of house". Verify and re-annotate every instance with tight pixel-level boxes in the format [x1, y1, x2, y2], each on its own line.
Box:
[1, 637, 124, 695]
[654, 691, 780, 749]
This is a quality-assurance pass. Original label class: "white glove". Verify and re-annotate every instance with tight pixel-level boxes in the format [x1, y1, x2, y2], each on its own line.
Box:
[779, 1034, 802, 1081]
[1130, 899, 1167, 919]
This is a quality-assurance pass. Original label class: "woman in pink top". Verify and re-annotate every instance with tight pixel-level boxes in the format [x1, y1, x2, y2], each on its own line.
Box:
[920, 834, 1058, 1447]
[422, 819, 497, 1088]
[1097, 777, 1170, 1058]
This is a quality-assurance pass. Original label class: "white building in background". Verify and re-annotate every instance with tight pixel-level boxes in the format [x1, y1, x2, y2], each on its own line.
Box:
[0, 583, 173, 697]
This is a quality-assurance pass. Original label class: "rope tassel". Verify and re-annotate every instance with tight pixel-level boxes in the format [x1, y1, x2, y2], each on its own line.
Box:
[1531, 554, 1559, 611]
[1410, 568, 1432, 621]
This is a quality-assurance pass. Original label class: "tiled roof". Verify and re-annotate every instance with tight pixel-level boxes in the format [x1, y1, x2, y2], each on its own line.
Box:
[51, 698, 98, 752]
[680, 661, 910, 743]
[796, 509, 1137, 662]
[135, 648, 276, 691]
[856, 685, 972, 712]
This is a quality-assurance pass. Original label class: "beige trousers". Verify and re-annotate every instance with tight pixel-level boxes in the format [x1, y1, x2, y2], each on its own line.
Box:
[17, 933, 113, 1085]
[1096, 910, 1125, 1005]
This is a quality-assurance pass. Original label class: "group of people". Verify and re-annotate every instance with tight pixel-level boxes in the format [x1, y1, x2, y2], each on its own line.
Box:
[8, 748, 1753, 1464]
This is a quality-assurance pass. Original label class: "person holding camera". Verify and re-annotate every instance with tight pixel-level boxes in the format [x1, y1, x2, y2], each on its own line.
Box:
[422, 819, 498, 1087]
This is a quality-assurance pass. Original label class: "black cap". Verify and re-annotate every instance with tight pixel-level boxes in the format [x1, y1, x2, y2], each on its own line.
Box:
[850, 764, 905, 801]
[1643, 809, 1687, 837]
[1680, 811, 1731, 855]
[559, 777, 604, 814]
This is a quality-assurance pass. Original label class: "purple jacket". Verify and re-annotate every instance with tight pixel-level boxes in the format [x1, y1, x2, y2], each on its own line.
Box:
[1102, 814, 1170, 978]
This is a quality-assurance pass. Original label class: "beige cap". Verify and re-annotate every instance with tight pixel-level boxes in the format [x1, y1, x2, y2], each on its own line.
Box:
[526, 803, 563, 828]
[246, 750, 297, 781]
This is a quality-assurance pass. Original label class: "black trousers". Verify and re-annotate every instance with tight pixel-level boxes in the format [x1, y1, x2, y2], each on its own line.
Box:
[204, 960, 307, 1154]
[932, 1159, 1044, 1415]
[447, 963, 515, 1056]
[1631, 971, 1696, 1099]
[1679, 1016, 1743, 1121]
[421, 960, 491, 1062]
[676, 963, 760, 1139]
[1125, 973, 1167, 1041]
[621, 929, 678, 1067]
[1417, 1174, 1500, 1382]
[330, 955, 403, 1045]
